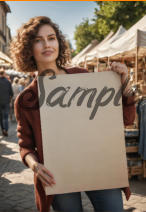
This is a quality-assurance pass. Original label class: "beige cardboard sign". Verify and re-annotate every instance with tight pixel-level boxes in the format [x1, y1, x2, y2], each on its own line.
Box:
[37, 71, 128, 195]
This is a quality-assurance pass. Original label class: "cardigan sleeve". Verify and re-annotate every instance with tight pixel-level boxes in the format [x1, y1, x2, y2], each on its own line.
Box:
[14, 95, 37, 167]
[122, 95, 136, 126]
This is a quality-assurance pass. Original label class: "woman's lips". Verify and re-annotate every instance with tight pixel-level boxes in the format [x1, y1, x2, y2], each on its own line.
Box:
[42, 50, 54, 56]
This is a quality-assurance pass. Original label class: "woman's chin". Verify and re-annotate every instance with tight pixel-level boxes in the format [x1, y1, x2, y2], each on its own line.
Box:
[41, 58, 56, 65]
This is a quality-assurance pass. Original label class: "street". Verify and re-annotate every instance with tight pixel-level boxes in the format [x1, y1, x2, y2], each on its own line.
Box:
[0, 121, 146, 212]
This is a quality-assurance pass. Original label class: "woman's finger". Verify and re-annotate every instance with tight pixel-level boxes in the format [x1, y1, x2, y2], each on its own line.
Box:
[111, 62, 119, 72]
[106, 66, 111, 71]
[41, 166, 56, 184]
[38, 174, 52, 187]
[39, 169, 55, 185]
[34, 163, 56, 185]
[106, 63, 112, 71]
[37, 169, 54, 186]
[111, 62, 128, 75]
[42, 166, 55, 179]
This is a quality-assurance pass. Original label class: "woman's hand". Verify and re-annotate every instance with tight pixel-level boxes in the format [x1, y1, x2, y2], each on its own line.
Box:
[33, 162, 56, 187]
[107, 62, 128, 85]
[25, 153, 56, 187]
[107, 62, 133, 96]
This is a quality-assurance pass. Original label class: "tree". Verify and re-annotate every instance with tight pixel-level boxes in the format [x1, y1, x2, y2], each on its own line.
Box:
[66, 39, 76, 58]
[74, 18, 101, 53]
[94, 1, 146, 36]
[73, 2, 146, 53]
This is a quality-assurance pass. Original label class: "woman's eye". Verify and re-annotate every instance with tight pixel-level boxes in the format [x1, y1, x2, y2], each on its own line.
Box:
[49, 37, 55, 40]
[35, 39, 42, 43]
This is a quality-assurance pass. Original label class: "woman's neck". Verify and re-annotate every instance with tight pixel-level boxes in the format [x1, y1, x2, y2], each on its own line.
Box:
[37, 62, 63, 76]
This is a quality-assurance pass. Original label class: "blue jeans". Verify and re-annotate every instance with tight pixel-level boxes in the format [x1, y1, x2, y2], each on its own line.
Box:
[52, 188, 123, 212]
[0, 104, 10, 131]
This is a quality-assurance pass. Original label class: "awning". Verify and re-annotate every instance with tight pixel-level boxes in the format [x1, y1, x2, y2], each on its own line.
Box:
[108, 15, 146, 59]
[0, 51, 13, 65]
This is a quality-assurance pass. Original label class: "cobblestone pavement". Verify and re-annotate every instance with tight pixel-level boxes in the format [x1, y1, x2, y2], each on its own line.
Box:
[0, 121, 146, 212]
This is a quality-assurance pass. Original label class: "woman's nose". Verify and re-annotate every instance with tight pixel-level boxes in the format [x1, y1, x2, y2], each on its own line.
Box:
[44, 39, 50, 48]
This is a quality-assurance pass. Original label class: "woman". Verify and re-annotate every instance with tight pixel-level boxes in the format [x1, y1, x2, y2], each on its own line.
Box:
[10, 16, 135, 212]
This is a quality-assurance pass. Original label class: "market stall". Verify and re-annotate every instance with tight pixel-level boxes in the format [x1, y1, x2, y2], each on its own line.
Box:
[95, 15, 146, 179]
[86, 26, 126, 70]
[71, 40, 98, 68]
[80, 31, 114, 70]
[0, 51, 13, 68]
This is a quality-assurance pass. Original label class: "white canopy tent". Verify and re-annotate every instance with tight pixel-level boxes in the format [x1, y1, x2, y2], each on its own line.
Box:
[71, 40, 98, 66]
[84, 31, 114, 64]
[72, 15, 146, 79]
[107, 15, 146, 59]
[79, 26, 126, 69]
[94, 25, 126, 59]
[72, 31, 114, 67]
[103, 15, 146, 83]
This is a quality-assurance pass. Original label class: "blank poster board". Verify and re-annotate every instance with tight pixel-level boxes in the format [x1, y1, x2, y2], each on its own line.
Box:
[37, 71, 128, 195]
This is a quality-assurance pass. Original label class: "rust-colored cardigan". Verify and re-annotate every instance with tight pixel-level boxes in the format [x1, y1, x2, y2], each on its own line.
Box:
[14, 67, 135, 212]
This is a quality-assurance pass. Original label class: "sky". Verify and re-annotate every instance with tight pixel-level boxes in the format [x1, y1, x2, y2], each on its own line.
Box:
[6, 1, 96, 49]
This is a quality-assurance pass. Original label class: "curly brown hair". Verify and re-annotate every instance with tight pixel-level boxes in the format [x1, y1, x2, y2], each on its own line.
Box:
[10, 16, 71, 73]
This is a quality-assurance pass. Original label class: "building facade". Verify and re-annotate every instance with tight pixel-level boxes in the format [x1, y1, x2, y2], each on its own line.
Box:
[0, 2, 11, 55]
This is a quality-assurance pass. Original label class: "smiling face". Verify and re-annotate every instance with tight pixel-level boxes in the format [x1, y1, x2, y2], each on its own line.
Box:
[32, 24, 59, 69]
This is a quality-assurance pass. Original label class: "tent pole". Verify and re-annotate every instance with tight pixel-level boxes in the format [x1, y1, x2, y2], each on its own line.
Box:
[107, 57, 110, 66]
[96, 57, 99, 72]
[135, 29, 139, 84]
[84, 56, 87, 69]
[122, 57, 124, 64]
[135, 46, 138, 84]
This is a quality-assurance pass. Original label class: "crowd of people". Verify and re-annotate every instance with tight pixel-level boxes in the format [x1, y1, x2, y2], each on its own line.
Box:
[0, 67, 35, 137]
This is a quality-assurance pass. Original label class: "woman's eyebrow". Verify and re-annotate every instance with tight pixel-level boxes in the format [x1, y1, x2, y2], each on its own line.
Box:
[35, 33, 56, 38]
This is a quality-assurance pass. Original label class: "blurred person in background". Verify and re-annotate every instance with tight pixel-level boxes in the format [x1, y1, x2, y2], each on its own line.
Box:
[5, 74, 11, 82]
[0, 68, 13, 136]
[18, 77, 26, 92]
[10, 77, 20, 121]
[24, 76, 32, 86]
[12, 77, 20, 99]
